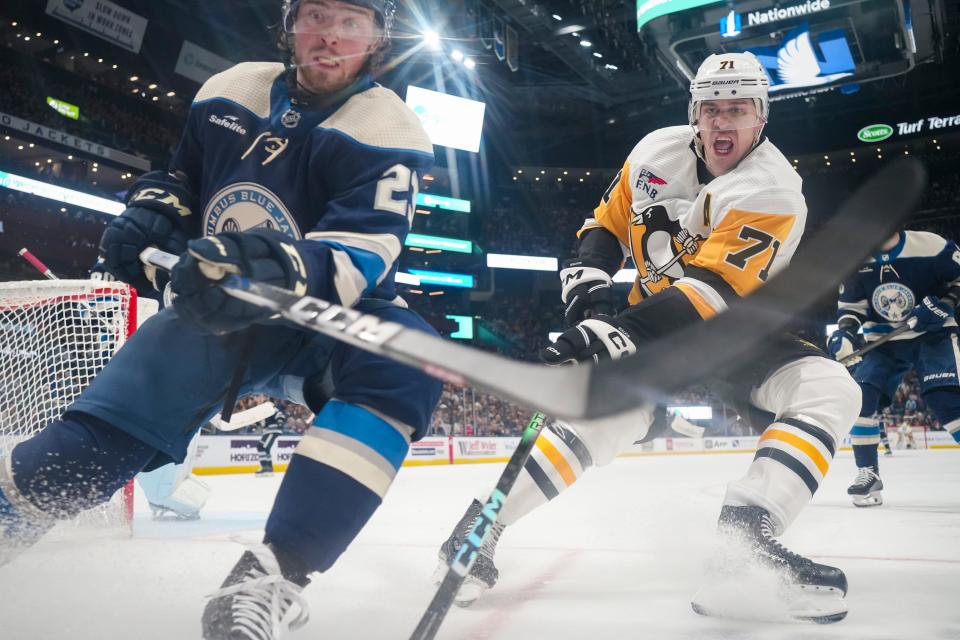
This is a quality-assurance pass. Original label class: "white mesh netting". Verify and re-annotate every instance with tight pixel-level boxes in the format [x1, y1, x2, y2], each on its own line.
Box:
[0, 279, 136, 532]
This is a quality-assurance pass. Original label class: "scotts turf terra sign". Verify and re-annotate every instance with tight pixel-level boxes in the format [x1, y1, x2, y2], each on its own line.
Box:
[857, 124, 893, 143]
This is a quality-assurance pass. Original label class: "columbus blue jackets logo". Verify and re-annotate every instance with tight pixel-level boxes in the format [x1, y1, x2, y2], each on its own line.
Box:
[635, 168, 668, 200]
[872, 282, 915, 322]
[204, 183, 301, 239]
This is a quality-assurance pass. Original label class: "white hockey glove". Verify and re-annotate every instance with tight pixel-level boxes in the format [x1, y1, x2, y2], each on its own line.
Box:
[540, 315, 638, 366]
[560, 262, 615, 327]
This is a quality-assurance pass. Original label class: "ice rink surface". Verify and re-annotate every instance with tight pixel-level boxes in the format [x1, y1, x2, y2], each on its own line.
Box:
[1, 449, 958, 640]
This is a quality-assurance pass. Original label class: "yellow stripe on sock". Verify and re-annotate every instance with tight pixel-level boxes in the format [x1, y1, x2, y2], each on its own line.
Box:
[759, 428, 830, 475]
[535, 436, 578, 487]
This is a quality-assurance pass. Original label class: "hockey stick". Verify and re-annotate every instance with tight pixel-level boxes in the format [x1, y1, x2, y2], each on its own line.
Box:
[208, 401, 277, 432]
[18, 248, 57, 280]
[140, 158, 926, 421]
[410, 411, 548, 640]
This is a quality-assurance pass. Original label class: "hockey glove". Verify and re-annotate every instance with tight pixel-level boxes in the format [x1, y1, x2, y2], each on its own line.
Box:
[540, 315, 638, 366]
[171, 230, 309, 335]
[827, 321, 865, 365]
[99, 171, 194, 289]
[908, 295, 954, 333]
[560, 261, 616, 327]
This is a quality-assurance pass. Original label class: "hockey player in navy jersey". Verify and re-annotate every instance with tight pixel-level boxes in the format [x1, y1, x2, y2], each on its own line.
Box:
[829, 229, 960, 506]
[0, 1, 442, 637]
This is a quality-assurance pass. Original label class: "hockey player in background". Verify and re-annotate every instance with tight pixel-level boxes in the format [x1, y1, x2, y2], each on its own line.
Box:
[0, 1, 442, 638]
[256, 410, 288, 476]
[828, 230, 960, 506]
[437, 52, 860, 623]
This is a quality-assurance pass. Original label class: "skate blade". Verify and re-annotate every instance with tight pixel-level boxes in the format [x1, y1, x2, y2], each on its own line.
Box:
[692, 577, 847, 625]
[852, 492, 883, 507]
[431, 559, 488, 608]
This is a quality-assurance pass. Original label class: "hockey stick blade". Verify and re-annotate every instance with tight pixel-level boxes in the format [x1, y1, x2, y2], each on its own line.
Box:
[409, 411, 549, 640]
[139, 157, 924, 420]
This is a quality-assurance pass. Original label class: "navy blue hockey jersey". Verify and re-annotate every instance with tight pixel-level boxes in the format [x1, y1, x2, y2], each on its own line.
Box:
[168, 62, 433, 307]
[838, 230, 960, 342]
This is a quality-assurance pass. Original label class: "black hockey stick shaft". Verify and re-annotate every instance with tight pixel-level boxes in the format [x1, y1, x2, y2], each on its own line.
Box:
[409, 411, 548, 640]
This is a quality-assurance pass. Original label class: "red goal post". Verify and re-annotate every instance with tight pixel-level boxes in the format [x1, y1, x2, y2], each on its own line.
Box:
[0, 279, 141, 528]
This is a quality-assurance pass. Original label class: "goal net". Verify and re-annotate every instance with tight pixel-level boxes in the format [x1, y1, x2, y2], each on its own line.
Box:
[0, 279, 138, 532]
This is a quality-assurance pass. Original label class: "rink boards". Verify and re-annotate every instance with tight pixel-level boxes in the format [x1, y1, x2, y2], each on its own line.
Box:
[191, 432, 960, 475]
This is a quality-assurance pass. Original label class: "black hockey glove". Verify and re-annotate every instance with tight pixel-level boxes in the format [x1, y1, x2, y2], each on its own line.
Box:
[171, 229, 309, 335]
[99, 171, 193, 289]
[540, 314, 638, 366]
[560, 260, 616, 327]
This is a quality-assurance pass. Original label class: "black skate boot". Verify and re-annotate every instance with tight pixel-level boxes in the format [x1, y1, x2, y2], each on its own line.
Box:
[692, 505, 848, 624]
[847, 466, 883, 507]
[434, 498, 504, 607]
[202, 544, 310, 640]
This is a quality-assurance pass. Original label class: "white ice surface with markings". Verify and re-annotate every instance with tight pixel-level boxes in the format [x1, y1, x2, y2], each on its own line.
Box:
[1, 449, 958, 640]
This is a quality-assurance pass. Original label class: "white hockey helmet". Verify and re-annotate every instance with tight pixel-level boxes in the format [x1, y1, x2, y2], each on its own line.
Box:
[689, 52, 770, 156]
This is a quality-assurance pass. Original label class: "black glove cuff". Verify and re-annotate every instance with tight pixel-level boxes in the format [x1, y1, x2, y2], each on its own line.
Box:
[126, 171, 196, 226]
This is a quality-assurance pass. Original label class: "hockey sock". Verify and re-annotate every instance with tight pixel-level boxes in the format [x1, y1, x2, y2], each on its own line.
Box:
[725, 418, 836, 532]
[1, 413, 155, 522]
[849, 385, 882, 469]
[922, 388, 960, 443]
[498, 422, 594, 526]
[263, 401, 410, 574]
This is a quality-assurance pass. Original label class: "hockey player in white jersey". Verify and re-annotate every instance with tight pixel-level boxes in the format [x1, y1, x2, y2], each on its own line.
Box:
[436, 52, 860, 623]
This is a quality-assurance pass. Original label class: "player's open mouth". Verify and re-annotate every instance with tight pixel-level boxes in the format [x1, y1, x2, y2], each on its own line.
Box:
[309, 55, 339, 69]
[713, 136, 734, 156]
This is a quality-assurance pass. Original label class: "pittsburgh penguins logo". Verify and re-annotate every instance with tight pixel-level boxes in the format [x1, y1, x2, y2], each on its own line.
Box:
[631, 205, 700, 284]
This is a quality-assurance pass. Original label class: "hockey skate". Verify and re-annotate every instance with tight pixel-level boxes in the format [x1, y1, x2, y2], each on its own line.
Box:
[848, 466, 883, 507]
[202, 544, 310, 640]
[691, 505, 848, 624]
[434, 498, 504, 607]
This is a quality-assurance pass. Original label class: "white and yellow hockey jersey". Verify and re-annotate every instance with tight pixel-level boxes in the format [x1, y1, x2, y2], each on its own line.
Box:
[581, 126, 806, 318]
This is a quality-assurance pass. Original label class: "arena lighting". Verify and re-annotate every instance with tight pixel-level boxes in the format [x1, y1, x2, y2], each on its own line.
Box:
[487, 254, 559, 272]
[129, 75, 139, 81]
[422, 29, 441, 50]
[580, 40, 592, 47]
[446, 315, 474, 340]
[405, 233, 473, 253]
[552, 14, 562, 21]
[463, 58, 476, 70]
[0, 170, 124, 215]
[451, 49, 464, 62]
[407, 269, 474, 288]
[148, 84, 157, 90]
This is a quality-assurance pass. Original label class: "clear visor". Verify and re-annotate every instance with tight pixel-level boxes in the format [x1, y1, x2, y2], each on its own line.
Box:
[694, 103, 765, 132]
[283, 2, 382, 40]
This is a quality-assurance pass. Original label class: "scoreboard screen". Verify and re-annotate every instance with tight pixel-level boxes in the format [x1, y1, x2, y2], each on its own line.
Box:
[640, 0, 944, 100]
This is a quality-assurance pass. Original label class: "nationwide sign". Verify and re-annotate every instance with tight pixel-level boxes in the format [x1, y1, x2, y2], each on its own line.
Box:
[45, 0, 148, 54]
[856, 112, 960, 142]
[721, 0, 831, 37]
